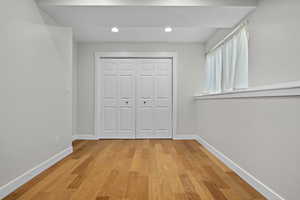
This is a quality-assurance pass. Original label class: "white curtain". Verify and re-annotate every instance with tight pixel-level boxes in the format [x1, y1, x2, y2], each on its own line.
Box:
[205, 47, 222, 93]
[223, 27, 248, 91]
[205, 26, 248, 93]
[235, 27, 249, 89]
[222, 35, 237, 91]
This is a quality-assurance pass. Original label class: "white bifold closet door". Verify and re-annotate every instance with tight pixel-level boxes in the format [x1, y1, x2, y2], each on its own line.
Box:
[135, 59, 172, 138]
[102, 59, 136, 139]
[101, 58, 172, 139]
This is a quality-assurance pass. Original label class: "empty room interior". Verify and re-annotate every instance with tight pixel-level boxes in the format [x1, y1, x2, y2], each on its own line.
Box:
[1, 0, 300, 199]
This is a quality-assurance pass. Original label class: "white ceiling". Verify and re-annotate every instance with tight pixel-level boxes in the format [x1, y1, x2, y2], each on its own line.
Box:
[38, 0, 256, 42]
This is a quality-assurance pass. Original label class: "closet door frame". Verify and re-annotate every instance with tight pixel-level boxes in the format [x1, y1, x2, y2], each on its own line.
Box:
[95, 52, 178, 139]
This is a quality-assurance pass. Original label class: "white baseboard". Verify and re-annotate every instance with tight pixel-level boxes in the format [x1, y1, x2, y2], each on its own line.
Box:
[173, 134, 198, 140]
[72, 134, 99, 141]
[0, 146, 73, 199]
[74, 134, 184, 140]
[194, 135, 285, 200]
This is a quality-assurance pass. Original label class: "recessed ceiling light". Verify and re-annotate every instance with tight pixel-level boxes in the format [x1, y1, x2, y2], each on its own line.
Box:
[111, 27, 119, 33]
[164, 27, 172, 32]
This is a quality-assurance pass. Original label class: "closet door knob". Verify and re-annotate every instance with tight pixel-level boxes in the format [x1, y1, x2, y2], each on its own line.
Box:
[143, 101, 146, 104]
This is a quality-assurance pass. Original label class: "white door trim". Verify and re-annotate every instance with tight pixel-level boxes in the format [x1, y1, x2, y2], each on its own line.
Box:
[95, 52, 178, 139]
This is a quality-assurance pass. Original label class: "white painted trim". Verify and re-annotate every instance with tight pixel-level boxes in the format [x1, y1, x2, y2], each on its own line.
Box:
[0, 146, 73, 199]
[135, 136, 174, 139]
[99, 135, 135, 139]
[72, 134, 99, 140]
[37, 0, 257, 7]
[72, 135, 76, 141]
[94, 52, 178, 139]
[173, 134, 197, 140]
[195, 81, 300, 100]
[194, 135, 285, 200]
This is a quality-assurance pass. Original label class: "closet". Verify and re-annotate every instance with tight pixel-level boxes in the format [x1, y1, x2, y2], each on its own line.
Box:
[99, 58, 173, 139]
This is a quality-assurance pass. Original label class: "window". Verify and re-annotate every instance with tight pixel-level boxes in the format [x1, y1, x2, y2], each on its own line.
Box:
[205, 26, 249, 93]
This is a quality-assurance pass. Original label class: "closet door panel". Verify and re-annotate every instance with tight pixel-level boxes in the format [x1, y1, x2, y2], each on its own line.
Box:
[136, 62, 154, 138]
[136, 59, 172, 139]
[101, 59, 135, 138]
[119, 108, 133, 130]
[118, 61, 135, 137]
[154, 60, 172, 138]
[103, 108, 117, 131]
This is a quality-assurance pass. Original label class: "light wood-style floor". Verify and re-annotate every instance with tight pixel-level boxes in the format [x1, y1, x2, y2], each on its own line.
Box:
[4, 140, 266, 200]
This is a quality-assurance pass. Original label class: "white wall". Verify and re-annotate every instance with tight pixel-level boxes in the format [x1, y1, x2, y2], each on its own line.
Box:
[196, 98, 300, 200]
[197, 0, 300, 199]
[76, 42, 205, 137]
[72, 41, 78, 136]
[0, 0, 73, 191]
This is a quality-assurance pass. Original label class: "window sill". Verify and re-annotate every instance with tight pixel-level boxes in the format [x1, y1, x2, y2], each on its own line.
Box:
[194, 81, 300, 100]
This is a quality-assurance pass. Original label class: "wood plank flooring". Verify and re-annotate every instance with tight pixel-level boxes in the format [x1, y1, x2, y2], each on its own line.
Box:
[4, 140, 266, 200]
